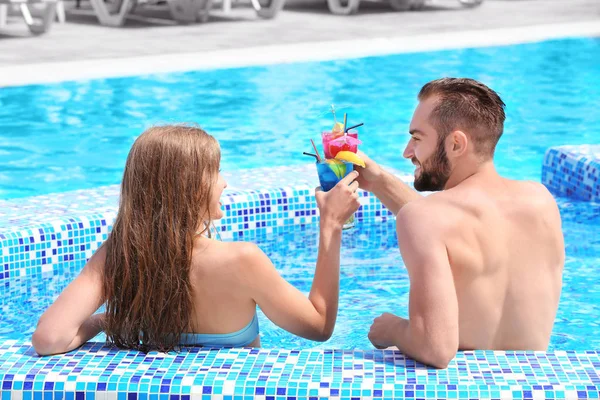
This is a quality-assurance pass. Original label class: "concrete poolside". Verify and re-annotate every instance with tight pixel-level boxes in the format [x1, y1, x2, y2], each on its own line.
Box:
[0, 0, 598, 67]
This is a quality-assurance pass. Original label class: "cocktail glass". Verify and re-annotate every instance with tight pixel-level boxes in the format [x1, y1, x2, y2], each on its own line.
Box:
[321, 130, 360, 159]
[316, 159, 355, 230]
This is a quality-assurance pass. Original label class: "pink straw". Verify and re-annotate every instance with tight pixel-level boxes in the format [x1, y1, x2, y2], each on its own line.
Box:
[310, 139, 322, 162]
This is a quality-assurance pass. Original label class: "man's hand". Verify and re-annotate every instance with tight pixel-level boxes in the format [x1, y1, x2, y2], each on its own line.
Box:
[353, 150, 421, 215]
[354, 150, 383, 193]
[315, 171, 361, 228]
[368, 312, 407, 349]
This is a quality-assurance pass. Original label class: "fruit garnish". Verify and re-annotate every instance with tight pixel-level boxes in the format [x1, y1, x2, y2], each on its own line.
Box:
[325, 158, 347, 179]
[328, 135, 362, 158]
[334, 151, 366, 168]
[331, 122, 345, 135]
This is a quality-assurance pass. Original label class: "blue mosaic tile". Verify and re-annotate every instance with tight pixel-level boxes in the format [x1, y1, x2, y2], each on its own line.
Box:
[542, 145, 600, 202]
[0, 343, 599, 399]
[0, 165, 402, 286]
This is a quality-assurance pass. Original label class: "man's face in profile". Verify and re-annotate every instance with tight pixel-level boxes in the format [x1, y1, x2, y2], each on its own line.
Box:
[404, 97, 452, 192]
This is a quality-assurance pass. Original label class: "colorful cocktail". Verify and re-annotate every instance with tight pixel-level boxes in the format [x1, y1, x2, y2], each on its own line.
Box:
[321, 129, 359, 159]
[305, 110, 366, 230]
[316, 159, 355, 229]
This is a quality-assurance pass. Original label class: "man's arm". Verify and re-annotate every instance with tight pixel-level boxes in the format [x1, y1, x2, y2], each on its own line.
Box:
[369, 168, 422, 216]
[368, 202, 459, 368]
[355, 151, 422, 216]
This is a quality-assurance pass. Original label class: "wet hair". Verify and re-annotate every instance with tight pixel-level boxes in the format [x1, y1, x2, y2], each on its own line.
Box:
[102, 124, 220, 352]
[418, 78, 506, 158]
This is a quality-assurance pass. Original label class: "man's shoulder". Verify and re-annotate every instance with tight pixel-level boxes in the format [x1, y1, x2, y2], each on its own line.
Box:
[396, 196, 450, 233]
[514, 180, 557, 208]
[397, 196, 442, 217]
[399, 190, 462, 218]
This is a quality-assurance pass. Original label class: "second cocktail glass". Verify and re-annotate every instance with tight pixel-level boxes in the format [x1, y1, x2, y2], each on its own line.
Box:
[315, 159, 355, 230]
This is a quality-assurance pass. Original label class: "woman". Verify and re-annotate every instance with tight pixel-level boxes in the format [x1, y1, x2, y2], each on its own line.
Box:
[32, 124, 360, 355]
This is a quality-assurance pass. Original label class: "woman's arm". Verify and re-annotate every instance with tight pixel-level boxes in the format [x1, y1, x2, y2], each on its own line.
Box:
[32, 245, 107, 355]
[241, 172, 360, 341]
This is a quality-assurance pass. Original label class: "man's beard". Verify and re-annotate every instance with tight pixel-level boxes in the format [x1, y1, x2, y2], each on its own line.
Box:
[413, 142, 451, 192]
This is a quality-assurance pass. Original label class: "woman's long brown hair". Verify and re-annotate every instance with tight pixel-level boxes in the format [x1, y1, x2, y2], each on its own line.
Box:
[103, 125, 220, 352]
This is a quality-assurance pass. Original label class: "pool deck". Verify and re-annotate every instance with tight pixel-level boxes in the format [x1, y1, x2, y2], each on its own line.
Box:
[0, 0, 598, 69]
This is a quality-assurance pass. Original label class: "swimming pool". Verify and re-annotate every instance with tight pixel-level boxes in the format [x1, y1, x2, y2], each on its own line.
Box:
[1, 34, 600, 399]
[0, 37, 598, 199]
[1, 193, 599, 351]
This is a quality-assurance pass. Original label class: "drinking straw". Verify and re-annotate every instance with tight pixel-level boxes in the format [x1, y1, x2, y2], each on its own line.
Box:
[303, 152, 319, 162]
[310, 139, 322, 162]
[345, 122, 364, 133]
[342, 113, 348, 135]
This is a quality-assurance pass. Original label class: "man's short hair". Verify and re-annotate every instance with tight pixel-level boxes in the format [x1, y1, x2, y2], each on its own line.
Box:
[418, 78, 506, 158]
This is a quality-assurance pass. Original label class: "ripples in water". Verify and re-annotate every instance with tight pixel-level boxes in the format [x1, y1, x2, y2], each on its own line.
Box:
[3, 202, 600, 350]
[1, 38, 599, 199]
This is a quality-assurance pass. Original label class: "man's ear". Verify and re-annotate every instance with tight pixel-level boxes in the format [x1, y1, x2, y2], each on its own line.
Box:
[448, 130, 468, 157]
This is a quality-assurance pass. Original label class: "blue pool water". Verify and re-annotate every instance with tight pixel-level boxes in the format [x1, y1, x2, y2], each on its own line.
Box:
[0, 37, 599, 199]
[1, 37, 599, 352]
[1, 197, 599, 351]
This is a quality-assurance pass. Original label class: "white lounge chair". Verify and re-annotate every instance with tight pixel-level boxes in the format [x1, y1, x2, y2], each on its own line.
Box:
[327, 0, 483, 15]
[249, 0, 285, 18]
[164, 0, 213, 23]
[87, 0, 283, 26]
[86, 0, 211, 26]
[187, 0, 284, 20]
[389, 0, 483, 11]
[0, 0, 58, 34]
[326, 0, 359, 15]
[87, 0, 135, 26]
[458, 0, 483, 7]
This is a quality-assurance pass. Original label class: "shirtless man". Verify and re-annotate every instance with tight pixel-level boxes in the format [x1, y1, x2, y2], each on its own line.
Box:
[361, 78, 565, 369]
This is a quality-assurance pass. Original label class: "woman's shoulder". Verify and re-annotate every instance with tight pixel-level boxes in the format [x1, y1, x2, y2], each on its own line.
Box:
[194, 239, 266, 271]
[210, 240, 261, 257]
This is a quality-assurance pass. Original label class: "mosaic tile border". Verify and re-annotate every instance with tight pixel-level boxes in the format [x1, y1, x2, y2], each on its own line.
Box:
[542, 145, 600, 202]
[1, 342, 599, 400]
[0, 165, 403, 285]
[0, 164, 408, 230]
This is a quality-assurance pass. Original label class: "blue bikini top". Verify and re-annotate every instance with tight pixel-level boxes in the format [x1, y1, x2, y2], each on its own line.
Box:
[179, 314, 259, 347]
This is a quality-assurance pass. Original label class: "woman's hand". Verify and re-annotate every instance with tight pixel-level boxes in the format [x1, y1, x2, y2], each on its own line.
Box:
[315, 170, 361, 227]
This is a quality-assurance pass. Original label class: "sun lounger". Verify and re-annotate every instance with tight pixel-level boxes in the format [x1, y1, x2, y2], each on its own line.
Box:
[327, 0, 483, 15]
[87, 0, 213, 25]
[0, 0, 57, 34]
[87, 0, 134, 26]
[389, 0, 483, 12]
[326, 0, 359, 15]
[165, 0, 212, 23]
[85, 0, 284, 26]
[249, 0, 285, 18]
[205, 0, 284, 19]
[458, 0, 483, 7]
[152, 0, 283, 24]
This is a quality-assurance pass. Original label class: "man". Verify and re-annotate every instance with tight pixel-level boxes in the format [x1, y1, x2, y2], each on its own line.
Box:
[360, 78, 565, 369]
